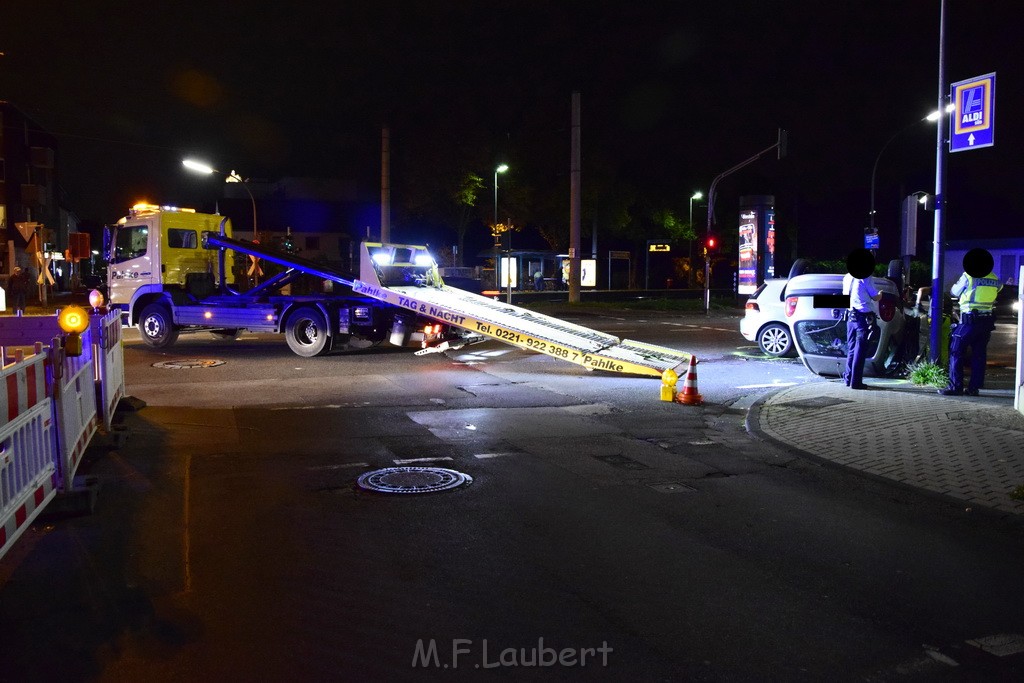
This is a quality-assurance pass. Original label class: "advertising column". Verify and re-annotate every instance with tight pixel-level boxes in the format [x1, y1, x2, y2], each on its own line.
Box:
[737, 195, 775, 295]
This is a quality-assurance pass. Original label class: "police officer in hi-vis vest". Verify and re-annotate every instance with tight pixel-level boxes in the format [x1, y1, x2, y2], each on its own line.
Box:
[940, 248, 1002, 396]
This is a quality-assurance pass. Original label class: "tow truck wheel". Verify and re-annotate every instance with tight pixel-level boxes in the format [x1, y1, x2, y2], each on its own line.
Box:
[139, 303, 179, 348]
[286, 307, 330, 357]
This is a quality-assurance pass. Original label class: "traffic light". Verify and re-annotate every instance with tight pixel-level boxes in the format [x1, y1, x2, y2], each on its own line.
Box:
[706, 236, 717, 250]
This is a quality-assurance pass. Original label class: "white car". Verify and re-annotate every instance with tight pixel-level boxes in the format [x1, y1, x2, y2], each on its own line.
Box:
[740, 278, 797, 357]
[784, 272, 906, 377]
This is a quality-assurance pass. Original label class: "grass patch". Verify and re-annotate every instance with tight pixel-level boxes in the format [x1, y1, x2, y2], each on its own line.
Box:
[907, 361, 950, 388]
[1010, 485, 1024, 502]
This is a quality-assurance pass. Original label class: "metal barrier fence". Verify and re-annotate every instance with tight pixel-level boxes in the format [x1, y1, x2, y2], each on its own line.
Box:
[91, 310, 125, 432]
[0, 347, 57, 559]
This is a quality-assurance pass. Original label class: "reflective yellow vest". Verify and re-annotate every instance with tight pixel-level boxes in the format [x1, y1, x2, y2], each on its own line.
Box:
[955, 271, 1001, 313]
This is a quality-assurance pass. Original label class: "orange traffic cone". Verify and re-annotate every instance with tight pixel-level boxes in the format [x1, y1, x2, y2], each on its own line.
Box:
[674, 356, 703, 405]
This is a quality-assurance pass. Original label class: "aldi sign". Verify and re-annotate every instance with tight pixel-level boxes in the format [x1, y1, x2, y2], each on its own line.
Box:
[950, 72, 995, 153]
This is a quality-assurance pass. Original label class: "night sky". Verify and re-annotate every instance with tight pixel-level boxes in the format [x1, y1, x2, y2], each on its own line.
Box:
[3, 0, 1020, 263]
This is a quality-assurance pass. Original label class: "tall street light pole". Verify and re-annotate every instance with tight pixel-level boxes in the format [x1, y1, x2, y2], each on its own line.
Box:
[929, 0, 949, 364]
[689, 191, 703, 265]
[493, 164, 508, 295]
[182, 159, 257, 232]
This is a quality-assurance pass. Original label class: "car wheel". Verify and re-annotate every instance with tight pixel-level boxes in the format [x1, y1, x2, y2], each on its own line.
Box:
[757, 323, 795, 357]
[286, 306, 331, 357]
[139, 303, 179, 348]
[210, 328, 242, 340]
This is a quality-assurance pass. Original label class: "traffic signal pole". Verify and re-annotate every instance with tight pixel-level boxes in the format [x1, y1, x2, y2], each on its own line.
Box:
[703, 130, 787, 314]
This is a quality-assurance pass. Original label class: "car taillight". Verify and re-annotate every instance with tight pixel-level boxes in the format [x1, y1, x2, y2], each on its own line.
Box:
[878, 294, 895, 322]
[745, 302, 759, 312]
[785, 296, 797, 317]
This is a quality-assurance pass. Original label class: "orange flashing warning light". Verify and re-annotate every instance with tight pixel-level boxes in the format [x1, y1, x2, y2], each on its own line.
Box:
[58, 305, 90, 357]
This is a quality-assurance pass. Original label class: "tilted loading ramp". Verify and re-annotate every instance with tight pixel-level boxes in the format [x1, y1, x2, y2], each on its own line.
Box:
[354, 243, 693, 378]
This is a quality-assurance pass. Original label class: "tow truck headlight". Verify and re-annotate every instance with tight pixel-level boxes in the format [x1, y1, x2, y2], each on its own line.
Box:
[372, 252, 392, 266]
[414, 253, 434, 267]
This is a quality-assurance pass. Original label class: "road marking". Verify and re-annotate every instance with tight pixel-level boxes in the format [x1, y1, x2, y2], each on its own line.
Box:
[736, 382, 798, 389]
[272, 403, 372, 410]
[309, 462, 370, 470]
[393, 456, 454, 465]
[474, 452, 516, 459]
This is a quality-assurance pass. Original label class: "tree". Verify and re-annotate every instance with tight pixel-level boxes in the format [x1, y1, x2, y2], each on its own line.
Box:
[452, 172, 485, 266]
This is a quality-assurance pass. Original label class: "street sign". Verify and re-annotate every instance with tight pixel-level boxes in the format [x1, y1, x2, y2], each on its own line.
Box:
[950, 72, 995, 153]
[864, 228, 879, 250]
[608, 250, 630, 259]
[14, 221, 40, 242]
[648, 244, 671, 252]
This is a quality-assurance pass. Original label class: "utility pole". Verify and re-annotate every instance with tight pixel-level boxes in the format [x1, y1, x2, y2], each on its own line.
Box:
[569, 91, 582, 303]
[381, 126, 391, 243]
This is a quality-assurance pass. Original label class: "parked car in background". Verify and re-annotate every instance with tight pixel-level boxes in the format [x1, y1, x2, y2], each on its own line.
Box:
[739, 278, 797, 357]
[994, 285, 1021, 323]
[784, 270, 907, 378]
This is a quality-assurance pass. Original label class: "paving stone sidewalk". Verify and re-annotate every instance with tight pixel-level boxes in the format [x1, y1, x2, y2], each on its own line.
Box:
[753, 381, 1024, 515]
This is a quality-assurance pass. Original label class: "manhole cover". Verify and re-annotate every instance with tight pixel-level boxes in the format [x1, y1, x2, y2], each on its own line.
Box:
[356, 467, 473, 494]
[152, 359, 226, 369]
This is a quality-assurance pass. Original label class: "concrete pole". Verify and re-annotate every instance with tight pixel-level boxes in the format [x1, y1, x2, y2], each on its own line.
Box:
[569, 91, 581, 303]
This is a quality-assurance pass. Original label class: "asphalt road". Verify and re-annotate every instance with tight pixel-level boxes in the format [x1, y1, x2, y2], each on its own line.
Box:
[1, 308, 1022, 681]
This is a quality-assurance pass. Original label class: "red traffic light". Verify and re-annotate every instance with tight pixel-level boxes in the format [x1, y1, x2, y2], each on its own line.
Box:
[706, 236, 717, 249]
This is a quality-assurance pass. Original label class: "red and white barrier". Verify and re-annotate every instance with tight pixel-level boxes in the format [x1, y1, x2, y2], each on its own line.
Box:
[91, 310, 125, 432]
[0, 308, 125, 560]
[0, 350, 57, 560]
[50, 335, 99, 492]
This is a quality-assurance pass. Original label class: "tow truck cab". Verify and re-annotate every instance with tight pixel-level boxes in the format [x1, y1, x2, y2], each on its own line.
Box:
[106, 203, 236, 324]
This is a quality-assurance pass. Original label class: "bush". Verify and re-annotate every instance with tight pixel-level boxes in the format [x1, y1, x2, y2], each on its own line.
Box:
[907, 361, 949, 388]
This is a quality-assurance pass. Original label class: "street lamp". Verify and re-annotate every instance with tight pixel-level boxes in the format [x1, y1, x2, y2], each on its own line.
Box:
[182, 159, 257, 232]
[493, 163, 509, 229]
[869, 105, 953, 232]
[493, 164, 509, 297]
[688, 192, 704, 286]
[689, 191, 703, 227]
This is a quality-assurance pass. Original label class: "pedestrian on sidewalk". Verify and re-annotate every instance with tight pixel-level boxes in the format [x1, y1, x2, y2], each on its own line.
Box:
[9, 266, 32, 316]
[842, 249, 882, 390]
[940, 248, 1002, 396]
